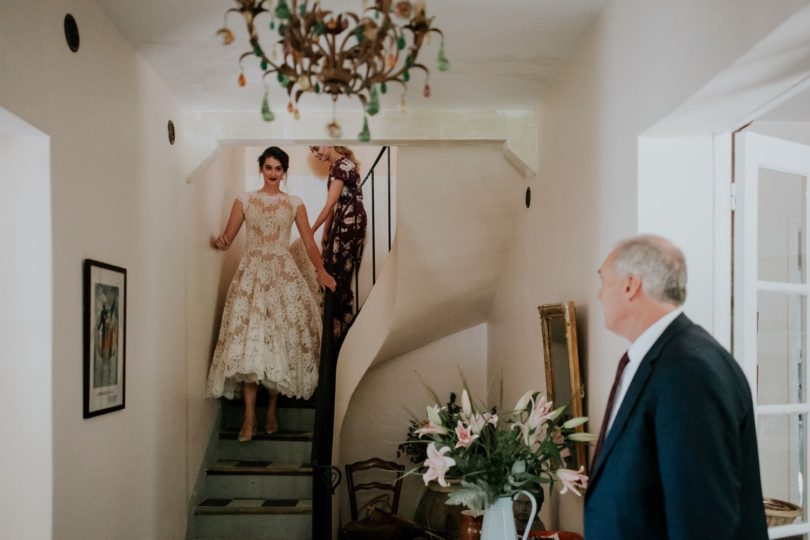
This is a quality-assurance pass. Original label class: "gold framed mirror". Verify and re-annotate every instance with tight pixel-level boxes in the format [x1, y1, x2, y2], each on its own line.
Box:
[539, 301, 587, 471]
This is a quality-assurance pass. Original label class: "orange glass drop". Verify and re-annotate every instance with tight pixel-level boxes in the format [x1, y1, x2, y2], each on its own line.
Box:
[238, 73, 246, 87]
[287, 101, 295, 113]
[423, 83, 431, 98]
[386, 54, 396, 69]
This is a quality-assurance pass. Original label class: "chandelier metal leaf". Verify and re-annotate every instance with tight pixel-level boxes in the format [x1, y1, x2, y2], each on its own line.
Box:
[219, 0, 450, 140]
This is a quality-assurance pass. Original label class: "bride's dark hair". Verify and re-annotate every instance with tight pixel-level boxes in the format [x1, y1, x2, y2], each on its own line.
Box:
[258, 146, 290, 171]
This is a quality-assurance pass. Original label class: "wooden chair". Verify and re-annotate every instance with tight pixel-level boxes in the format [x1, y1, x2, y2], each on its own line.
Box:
[342, 457, 407, 540]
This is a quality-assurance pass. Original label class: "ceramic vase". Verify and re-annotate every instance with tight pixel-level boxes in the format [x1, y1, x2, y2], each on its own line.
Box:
[481, 491, 537, 540]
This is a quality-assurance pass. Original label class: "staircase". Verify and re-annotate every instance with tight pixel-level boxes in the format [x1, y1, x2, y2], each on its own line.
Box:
[190, 396, 316, 540]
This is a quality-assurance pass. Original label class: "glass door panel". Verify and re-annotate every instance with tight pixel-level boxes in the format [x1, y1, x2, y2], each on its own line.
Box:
[759, 413, 807, 525]
[757, 291, 806, 405]
[757, 168, 807, 284]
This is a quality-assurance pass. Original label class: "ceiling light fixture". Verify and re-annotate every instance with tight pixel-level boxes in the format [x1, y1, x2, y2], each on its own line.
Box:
[219, 0, 450, 141]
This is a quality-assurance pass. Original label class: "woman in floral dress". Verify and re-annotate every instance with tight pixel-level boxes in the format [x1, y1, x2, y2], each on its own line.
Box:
[309, 146, 368, 336]
[207, 146, 336, 442]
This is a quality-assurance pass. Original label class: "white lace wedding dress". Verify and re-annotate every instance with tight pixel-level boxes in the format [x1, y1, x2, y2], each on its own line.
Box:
[206, 191, 322, 400]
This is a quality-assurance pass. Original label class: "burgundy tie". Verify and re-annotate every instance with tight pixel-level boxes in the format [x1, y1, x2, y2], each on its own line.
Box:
[592, 352, 630, 465]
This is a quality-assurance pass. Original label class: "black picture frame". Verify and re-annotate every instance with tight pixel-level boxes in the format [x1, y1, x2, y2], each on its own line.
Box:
[83, 259, 127, 418]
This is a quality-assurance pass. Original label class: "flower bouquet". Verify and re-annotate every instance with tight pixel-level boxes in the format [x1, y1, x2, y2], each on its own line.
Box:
[405, 386, 594, 516]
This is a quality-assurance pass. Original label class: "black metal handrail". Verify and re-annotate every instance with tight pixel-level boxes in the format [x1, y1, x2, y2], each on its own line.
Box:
[311, 146, 394, 540]
[311, 289, 339, 540]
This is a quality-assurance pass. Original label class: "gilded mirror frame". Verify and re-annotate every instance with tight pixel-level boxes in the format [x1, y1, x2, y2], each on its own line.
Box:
[538, 301, 587, 471]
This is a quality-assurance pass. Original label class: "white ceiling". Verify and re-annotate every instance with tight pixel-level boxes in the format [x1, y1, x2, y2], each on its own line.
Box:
[95, 0, 609, 113]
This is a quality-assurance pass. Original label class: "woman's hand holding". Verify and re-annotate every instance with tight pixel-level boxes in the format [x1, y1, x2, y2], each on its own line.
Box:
[318, 268, 337, 291]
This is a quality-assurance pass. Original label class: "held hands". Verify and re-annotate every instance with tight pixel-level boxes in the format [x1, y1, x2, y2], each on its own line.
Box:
[318, 268, 337, 291]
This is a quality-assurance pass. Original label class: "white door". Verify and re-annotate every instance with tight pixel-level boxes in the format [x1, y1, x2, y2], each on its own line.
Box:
[734, 131, 810, 539]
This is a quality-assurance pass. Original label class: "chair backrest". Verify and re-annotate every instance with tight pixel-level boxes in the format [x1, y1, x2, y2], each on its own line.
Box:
[344, 457, 405, 521]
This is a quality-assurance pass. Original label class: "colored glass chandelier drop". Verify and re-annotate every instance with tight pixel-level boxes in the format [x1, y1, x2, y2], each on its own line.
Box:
[380, 82, 387, 94]
[238, 72, 246, 87]
[365, 85, 380, 116]
[217, 27, 234, 45]
[437, 40, 450, 72]
[261, 91, 274, 122]
[274, 0, 291, 19]
[358, 116, 371, 142]
[327, 119, 342, 138]
[287, 101, 294, 114]
[423, 82, 431, 98]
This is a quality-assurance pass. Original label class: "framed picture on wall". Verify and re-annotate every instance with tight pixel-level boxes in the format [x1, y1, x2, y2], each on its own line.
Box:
[83, 259, 127, 418]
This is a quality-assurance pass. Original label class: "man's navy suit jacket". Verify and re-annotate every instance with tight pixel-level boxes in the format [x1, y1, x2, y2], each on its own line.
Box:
[584, 314, 768, 539]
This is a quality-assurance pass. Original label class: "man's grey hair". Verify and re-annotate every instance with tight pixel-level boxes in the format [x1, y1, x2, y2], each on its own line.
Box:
[612, 235, 687, 305]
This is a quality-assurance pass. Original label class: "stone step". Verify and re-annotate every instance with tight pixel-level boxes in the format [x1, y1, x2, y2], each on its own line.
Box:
[192, 498, 311, 540]
[218, 429, 313, 462]
[205, 460, 313, 499]
[221, 403, 315, 433]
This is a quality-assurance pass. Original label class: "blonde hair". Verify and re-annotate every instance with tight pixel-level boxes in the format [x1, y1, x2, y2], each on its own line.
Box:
[333, 146, 361, 169]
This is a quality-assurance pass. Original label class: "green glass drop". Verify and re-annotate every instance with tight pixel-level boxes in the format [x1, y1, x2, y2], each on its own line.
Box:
[405, 54, 414, 68]
[314, 21, 325, 35]
[355, 27, 365, 43]
[402, 70, 410, 82]
[380, 82, 387, 94]
[358, 116, 371, 143]
[254, 45, 263, 57]
[397, 35, 406, 50]
[261, 92, 275, 122]
[269, 20, 275, 30]
[277, 72, 290, 86]
[437, 41, 450, 72]
[260, 60, 268, 70]
[314, 82, 321, 94]
[275, 0, 291, 19]
[365, 85, 380, 116]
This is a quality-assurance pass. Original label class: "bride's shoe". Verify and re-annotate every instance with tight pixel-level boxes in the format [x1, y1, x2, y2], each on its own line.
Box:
[238, 420, 257, 442]
[264, 412, 279, 435]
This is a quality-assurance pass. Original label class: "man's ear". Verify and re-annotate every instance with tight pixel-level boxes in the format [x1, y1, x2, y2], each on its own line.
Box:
[624, 274, 643, 300]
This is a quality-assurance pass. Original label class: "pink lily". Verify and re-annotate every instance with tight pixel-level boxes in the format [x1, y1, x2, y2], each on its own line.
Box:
[557, 466, 588, 496]
[454, 420, 479, 449]
[422, 444, 456, 487]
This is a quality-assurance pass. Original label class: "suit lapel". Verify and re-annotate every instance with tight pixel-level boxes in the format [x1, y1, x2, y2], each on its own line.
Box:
[588, 314, 693, 491]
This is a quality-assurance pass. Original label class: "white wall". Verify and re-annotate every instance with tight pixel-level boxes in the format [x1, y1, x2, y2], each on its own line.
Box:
[488, 0, 810, 532]
[185, 145, 245, 503]
[340, 323, 488, 522]
[0, 111, 52, 540]
[0, 2, 187, 538]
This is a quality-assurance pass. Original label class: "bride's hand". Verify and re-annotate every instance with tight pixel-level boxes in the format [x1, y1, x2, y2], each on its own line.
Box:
[213, 234, 230, 250]
[318, 268, 337, 291]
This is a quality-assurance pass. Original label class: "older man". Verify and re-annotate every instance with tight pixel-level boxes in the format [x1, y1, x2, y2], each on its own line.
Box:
[584, 235, 767, 539]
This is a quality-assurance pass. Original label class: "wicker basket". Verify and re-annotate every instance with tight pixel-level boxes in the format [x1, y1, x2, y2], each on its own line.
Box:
[764, 497, 801, 527]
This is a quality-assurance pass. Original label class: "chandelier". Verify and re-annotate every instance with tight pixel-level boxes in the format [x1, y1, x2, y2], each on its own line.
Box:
[218, 0, 450, 141]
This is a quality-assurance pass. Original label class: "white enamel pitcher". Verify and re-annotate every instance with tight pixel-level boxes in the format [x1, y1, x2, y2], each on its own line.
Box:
[481, 490, 538, 540]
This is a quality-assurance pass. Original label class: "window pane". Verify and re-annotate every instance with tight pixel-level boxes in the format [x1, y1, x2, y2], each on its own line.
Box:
[759, 413, 806, 528]
[758, 291, 806, 405]
[758, 168, 806, 283]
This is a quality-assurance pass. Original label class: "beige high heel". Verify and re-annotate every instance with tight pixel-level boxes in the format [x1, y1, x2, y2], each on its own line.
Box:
[264, 412, 279, 435]
[238, 420, 257, 442]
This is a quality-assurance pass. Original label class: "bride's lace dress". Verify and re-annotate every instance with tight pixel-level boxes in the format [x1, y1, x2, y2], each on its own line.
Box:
[206, 191, 322, 400]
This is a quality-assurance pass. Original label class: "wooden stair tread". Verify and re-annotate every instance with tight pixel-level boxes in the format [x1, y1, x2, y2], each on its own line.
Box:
[206, 460, 313, 476]
[194, 498, 312, 515]
[218, 429, 312, 442]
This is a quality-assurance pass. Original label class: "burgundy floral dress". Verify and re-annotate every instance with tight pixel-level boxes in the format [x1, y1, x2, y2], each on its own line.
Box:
[324, 157, 367, 328]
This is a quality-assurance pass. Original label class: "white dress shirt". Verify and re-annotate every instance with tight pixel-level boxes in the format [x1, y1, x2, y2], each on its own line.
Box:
[606, 308, 683, 433]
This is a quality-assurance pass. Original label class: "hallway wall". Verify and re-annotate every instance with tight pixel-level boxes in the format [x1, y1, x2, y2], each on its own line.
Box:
[0, 2, 187, 538]
[487, 0, 810, 532]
